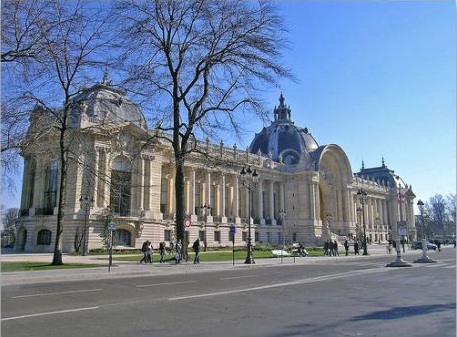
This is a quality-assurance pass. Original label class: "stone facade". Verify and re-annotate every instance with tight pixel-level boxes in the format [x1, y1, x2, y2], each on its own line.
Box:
[15, 80, 417, 253]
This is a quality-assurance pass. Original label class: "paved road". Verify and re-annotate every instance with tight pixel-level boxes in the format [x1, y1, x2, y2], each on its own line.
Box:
[2, 246, 455, 337]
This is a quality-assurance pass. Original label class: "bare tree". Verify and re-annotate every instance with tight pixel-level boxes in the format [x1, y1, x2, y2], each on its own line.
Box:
[1, 0, 54, 193]
[115, 0, 293, 244]
[4, 1, 115, 264]
[1, 207, 19, 247]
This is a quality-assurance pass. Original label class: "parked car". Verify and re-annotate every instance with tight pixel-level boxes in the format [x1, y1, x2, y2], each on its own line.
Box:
[412, 241, 437, 250]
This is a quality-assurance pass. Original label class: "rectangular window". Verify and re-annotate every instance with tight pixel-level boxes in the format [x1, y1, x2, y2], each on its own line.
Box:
[214, 231, 221, 242]
[242, 231, 247, 242]
[164, 230, 172, 241]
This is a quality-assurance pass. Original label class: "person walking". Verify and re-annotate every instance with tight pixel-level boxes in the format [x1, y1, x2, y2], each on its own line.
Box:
[140, 240, 149, 264]
[175, 240, 182, 264]
[324, 241, 329, 256]
[354, 240, 359, 255]
[193, 238, 200, 264]
[333, 240, 339, 256]
[159, 241, 166, 263]
[344, 240, 349, 256]
[146, 241, 153, 263]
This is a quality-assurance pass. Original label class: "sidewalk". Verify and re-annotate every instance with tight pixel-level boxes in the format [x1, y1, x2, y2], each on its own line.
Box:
[1, 244, 427, 286]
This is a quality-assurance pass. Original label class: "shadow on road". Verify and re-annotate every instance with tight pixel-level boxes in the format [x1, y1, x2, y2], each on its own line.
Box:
[350, 303, 456, 321]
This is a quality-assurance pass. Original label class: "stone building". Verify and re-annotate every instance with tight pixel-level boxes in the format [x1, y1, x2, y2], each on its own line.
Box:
[15, 79, 417, 253]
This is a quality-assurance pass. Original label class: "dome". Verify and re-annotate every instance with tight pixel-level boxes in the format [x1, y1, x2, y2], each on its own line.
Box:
[249, 94, 319, 164]
[69, 73, 147, 129]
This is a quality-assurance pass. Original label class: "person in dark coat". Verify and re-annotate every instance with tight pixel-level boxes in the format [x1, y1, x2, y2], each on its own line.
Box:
[193, 238, 200, 264]
[344, 240, 349, 256]
[354, 241, 360, 255]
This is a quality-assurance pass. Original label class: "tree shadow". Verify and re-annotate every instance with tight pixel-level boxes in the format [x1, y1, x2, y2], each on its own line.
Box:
[350, 303, 456, 321]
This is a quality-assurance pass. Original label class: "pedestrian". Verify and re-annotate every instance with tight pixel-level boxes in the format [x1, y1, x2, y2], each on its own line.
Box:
[354, 240, 359, 255]
[298, 243, 308, 257]
[324, 241, 329, 256]
[344, 240, 349, 256]
[159, 241, 166, 263]
[175, 240, 182, 264]
[146, 241, 153, 263]
[436, 240, 441, 252]
[193, 238, 200, 264]
[140, 240, 148, 264]
[333, 240, 339, 256]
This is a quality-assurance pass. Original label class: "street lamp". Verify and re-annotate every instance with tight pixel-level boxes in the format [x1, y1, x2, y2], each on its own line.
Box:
[279, 208, 287, 264]
[200, 204, 211, 252]
[356, 189, 369, 255]
[387, 185, 412, 267]
[414, 200, 436, 263]
[240, 165, 259, 264]
[79, 195, 94, 256]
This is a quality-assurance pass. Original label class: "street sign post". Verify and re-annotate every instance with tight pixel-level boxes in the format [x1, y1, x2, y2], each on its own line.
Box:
[230, 224, 236, 265]
[108, 221, 116, 272]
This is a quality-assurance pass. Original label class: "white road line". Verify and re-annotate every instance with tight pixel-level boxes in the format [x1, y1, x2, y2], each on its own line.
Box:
[136, 280, 197, 288]
[220, 275, 259, 280]
[169, 268, 391, 301]
[12, 288, 103, 299]
[424, 263, 447, 268]
[442, 265, 456, 269]
[1, 306, 99, 321]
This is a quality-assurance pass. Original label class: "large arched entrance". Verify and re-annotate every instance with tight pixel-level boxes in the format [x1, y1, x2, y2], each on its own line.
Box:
[317, 145, 353, 241]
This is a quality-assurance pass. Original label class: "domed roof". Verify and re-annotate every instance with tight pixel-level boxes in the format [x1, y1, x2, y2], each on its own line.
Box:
[69, 73, 147, 129]
[249, 94, 319, 164]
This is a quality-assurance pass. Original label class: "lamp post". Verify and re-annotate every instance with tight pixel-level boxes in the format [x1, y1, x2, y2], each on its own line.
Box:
[414, 200, 436, 263]
[200, 204, 211, 252]
[387, 185, 412, 267]
[240, 166, 259, 264]
[356, 189, 369, 255]
[79, 195, 94, 256]
[279, 208, 287, 264]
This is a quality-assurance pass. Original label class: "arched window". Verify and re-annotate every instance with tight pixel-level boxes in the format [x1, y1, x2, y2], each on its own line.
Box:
[37, 229, 52, 245]
[44, 159, 59, 211]
[110, 156, 131, 216]
[116, 229, 131, 246]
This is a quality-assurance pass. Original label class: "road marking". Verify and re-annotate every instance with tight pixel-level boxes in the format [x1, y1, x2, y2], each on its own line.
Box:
[11, 288, 103, 299]
[136, 280, 196, 288]
[1, 306, 99, 321]
[169, 268, 391, 301]
[220, 275, 259, 280]
[424, 263, 447, 268]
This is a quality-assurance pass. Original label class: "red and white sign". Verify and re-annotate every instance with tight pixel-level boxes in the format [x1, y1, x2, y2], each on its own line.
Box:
[184, 218, 192, 228]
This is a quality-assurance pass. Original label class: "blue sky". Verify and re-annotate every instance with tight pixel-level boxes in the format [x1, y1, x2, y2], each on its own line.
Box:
[1, 1, 455, 211]
[258, 1, 455, 207]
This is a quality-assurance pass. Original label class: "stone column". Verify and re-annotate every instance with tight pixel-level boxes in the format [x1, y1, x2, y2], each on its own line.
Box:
[221, 174, 226, 217]
[269, 180, 274, 221]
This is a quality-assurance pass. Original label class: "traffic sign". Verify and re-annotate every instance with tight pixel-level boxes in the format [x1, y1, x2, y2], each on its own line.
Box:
[229, 224, 236, 234]
[184, 218, 192, 228]
[108, 221, 116, 231]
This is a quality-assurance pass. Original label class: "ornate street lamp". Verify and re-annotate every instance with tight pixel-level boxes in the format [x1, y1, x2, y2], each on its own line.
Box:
[279, 208, 287, 264]
[356, 189, 369, 255]
[387, 185, 412, 267]
[414, 200, 436, 263]
[79, 195, 94, 256]
[200, 204, 211, 252]
[240, 166, 259, 264]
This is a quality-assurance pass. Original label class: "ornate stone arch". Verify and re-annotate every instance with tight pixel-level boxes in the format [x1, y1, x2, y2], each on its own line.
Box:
[316, 144, 353, 239]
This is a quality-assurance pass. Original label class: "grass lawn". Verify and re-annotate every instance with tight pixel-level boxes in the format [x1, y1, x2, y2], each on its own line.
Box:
[1, 262, 104, 272]
[2, 247, 325, 272]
